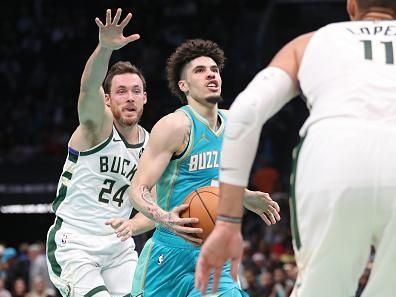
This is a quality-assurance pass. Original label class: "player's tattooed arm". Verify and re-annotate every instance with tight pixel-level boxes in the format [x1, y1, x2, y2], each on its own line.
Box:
[243, 190, 281, 225]
[139, 185, 174, 228]
[139, 185, 203, 244]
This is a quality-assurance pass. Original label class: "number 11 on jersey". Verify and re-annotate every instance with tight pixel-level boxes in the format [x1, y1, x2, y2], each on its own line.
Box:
[361, 40, 395, 64]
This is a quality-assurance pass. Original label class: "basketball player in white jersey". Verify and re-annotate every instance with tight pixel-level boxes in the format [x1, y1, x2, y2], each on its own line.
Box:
[46, 9, 155, 297]
[196, 0, 396, 296]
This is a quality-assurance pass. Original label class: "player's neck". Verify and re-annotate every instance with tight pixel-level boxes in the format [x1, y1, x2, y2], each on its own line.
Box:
[114, 122, 141, 144]
[188, 100, 218, 131]
[361, 10, 394, 21]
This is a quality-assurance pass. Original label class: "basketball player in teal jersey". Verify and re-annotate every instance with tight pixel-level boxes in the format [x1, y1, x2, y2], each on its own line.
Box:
[129, 39, 281, 297]
[46, 9, 156, 297]
[196, 1, 396, 297]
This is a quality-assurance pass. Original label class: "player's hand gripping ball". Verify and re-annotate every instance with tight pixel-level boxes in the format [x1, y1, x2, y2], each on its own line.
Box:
[180, 186, 219, 242]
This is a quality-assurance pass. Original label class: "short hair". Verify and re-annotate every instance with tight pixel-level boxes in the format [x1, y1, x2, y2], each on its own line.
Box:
[166, 39, 226, 103]
[356, 0, 396, 12]
[103, 61, 146, 94]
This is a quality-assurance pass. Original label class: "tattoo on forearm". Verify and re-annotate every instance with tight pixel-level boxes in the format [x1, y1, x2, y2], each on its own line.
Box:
[140, 185, 155, 205]
[139, 185, 175, 228]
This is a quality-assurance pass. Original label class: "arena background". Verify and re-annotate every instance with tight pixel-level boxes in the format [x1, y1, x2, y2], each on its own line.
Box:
[3, 1, 368, 296]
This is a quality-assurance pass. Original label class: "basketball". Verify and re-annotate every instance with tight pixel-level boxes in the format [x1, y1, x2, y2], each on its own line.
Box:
[180, 186, 219, 242]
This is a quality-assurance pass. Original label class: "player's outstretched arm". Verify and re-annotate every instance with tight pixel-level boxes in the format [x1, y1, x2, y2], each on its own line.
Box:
[129, 113, 203, 244]
[196, 33, 313, 295]
[78, 8, 140, 132]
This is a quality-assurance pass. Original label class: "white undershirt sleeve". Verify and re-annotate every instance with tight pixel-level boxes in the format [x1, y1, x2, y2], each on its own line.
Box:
[220, 66, 297, 187]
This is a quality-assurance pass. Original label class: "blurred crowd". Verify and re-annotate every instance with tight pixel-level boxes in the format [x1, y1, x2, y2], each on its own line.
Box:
[1, 0, 305, 177]
[0, 204, 374, 297]
[0, 243, 56, 297]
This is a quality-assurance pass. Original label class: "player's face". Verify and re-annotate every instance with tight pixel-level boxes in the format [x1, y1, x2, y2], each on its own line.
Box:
[108, 73, 147, 126]
[179, 56, 222, 105]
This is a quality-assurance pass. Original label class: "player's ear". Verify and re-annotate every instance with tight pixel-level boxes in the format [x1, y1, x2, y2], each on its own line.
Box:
[105, 93, 111, 107]
[143, 91, 147, 105]
[347, 0, 358, 20]
[178, 80, 188, 93]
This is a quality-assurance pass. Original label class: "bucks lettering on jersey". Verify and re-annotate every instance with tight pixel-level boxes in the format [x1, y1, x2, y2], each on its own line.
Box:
[299, 21, 396, 136]
[52, 125, 149, 236]
[156, 105, 225, 211]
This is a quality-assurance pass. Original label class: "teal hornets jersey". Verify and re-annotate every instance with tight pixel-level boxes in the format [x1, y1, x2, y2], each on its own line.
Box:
[131, 107, 248, 297]
[156, 105, 226, 211]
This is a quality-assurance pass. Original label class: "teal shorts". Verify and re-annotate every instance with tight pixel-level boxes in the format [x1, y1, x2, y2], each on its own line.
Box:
[131, 229, 248, 297]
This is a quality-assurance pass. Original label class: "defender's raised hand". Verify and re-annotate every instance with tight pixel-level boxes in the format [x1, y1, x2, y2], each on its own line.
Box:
[95, 8, 140, 50]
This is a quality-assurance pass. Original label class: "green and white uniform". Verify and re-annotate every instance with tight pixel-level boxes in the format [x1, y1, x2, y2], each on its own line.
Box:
[46, 125, 148, 297]
[291, 21, 396, 297]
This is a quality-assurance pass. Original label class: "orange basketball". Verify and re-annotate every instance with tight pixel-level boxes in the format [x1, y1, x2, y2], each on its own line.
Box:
[180, 186, 219, 242]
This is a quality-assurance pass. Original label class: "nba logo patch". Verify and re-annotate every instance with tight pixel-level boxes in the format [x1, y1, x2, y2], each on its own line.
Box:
[157, 254, 164, 265]
[61, 233, 69, 244]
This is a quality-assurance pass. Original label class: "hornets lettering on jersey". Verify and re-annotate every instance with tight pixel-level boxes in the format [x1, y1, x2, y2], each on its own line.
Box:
[188, 151, 220, 171]
[155, 105, 226, 211]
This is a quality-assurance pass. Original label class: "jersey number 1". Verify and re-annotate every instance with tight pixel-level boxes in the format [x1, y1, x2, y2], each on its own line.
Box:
[361, 40, 394, 64]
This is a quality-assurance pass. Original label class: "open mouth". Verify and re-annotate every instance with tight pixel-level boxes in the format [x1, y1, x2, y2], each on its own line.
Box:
[124, 106, 136, 112]
[207, 80, 219, 91]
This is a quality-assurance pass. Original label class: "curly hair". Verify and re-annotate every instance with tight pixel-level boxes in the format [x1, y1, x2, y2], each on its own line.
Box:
[356, 0, 396, 12]
[103, 61, 146, 94]
[166, 39, 225, 103]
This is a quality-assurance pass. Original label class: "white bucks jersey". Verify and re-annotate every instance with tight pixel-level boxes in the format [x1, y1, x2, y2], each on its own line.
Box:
[299, 21, 396, 135]
[53, 125, 148, 236]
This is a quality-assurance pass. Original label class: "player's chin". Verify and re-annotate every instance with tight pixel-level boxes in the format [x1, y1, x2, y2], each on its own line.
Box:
[205, 95, 223, 104]
[121, 116, 138, 126]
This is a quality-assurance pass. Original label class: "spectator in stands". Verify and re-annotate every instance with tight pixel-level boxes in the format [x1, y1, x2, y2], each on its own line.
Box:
[27, 276, 55, 297]
[0, 277, 11, 297]
[257, 271, 274, 297]
[27, 244, 52, 292]
[243, 267, 261, 297]
[2, 248, 18, 291]
[10, 278, 27, 297]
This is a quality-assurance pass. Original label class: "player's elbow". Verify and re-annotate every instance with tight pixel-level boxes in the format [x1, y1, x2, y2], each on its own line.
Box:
[129, 178, 150, 209]
[226, 94, 261, 139]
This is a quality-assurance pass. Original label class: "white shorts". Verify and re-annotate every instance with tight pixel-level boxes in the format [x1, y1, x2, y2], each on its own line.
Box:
[46, 217, 138, 297]
[290, 119, 396, 297]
